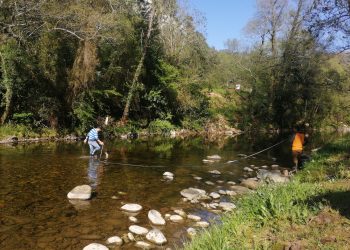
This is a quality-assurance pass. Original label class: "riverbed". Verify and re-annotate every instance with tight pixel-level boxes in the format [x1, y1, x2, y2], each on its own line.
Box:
[0, 133, 338, 249]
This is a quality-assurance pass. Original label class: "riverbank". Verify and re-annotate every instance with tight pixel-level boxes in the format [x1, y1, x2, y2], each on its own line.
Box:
[184, 136, 350, 249]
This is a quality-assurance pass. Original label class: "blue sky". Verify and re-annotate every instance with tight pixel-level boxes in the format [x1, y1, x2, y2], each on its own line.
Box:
[189, 0, 256, 50]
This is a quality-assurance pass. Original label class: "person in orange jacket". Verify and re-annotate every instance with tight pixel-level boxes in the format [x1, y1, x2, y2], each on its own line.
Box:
[291, 124, 308, 171]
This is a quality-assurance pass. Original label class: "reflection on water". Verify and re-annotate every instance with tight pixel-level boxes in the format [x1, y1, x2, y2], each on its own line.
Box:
[0, 132, 343, 249]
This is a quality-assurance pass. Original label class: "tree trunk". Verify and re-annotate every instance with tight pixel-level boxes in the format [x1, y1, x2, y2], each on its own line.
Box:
[0, 51, 13, 124]
[120, 7, 155, 124]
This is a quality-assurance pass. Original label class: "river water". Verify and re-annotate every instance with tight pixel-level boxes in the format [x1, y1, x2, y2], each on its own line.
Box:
[0, 133, 339, 249]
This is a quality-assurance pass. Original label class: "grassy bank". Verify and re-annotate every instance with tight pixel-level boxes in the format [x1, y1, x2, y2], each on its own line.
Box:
[185, 136, 350, 250]
[0, 124, 58, 141]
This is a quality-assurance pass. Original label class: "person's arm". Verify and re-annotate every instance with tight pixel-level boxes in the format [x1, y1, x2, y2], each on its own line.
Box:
[98, 139, 104, 145]
[84, 134, 89, 144]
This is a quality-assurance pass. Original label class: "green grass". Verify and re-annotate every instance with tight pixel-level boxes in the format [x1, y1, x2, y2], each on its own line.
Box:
[184, 136, 350, 250]
[0, 124, 57, 140]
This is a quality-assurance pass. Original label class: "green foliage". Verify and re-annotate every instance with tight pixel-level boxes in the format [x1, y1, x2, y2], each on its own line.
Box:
[148, 119, 175, 134]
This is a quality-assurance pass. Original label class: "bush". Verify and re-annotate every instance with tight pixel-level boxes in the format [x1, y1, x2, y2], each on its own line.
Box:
[148, 119, 175, 134]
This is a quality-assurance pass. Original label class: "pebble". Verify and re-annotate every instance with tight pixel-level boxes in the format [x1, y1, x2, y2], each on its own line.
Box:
[219, 202, 236, 211]
[170, 215, 184, 222]
[135, 241, 154, 249]
[207, 155, 221, 160]
[227, 181, 236, 185]
[187, 228, 197, 238]
[121, 204, 143, 213]
[193, 176, 202, 180]
[173, 209, 187, 217]
[163, 172, 174, 180]
[271, 164, 279, 168]
[226, 190, 237, 196]
[129, 216, 138, 223]
[216, 180, 224, 184]
[208, 170, 221, 175]
[187, 214, 201, 222]
[209, 192, 220, 199]
[261, 165, 268, 169]
[83, 243, 108, 250]
[146, 229, 167, 245]
[106, 236, 123, 245]
[165, 214, 171, 219]
[129, 225, 149, 236]
[148, 210, 166, 225]
[203, 159, 215, 163]
[218, 190, 227, 195]
[195, 221, 210, 228]
[67, 185, 92, 200]
[243, 167, 254, 172]
[205, 181, 215, 186]
[111, 196, 119, 200]
[128, 232, 135, 241]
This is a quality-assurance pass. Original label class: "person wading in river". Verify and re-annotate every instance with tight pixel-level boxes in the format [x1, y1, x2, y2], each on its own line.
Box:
[291, 124, 308, 171]
[84, 127, 104, 157]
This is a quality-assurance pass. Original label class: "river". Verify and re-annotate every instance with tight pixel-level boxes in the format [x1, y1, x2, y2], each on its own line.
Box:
[0, 132, 339, 249]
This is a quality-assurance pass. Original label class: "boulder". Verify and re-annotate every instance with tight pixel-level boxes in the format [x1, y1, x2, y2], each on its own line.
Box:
[209, 192, 220, 199]
[146, 229, 167, 245]
[106, 236, 123, 246]
[121, 204, 143, 213]
[67, 185, 92, 200]
[187, 214, 201, 222]
[83, 243, 108, 250]
[129, 225, 149, 236]
[170, 215, 183, 223]
[207, 155, 221, 160]
[241, 178, 260, 190]
[180, 188, 206, 200]
[219, 202, 236, 211]
[148, 210, 166, 225]
[208, 170, 221, 175]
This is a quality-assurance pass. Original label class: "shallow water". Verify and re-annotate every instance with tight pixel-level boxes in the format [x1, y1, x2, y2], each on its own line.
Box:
[0, 133, 340, 249]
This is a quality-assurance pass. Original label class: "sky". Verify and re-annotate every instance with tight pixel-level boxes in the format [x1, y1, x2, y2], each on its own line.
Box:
[189, 0, 256, 50]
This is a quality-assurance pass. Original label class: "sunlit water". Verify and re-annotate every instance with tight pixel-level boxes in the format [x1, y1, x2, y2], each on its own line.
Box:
[0, 133, 340, 249]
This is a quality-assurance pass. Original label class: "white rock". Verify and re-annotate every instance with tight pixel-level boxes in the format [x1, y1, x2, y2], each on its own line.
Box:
[128, 232, 135, 241]
[67, 185, 92, 200]
[243, 167, 254, 172]
[219, 202, 236, 211]
[129, 216, 138, 223]
[195, 221, 210, 228]
[205, 181, 215, 186]
[207, 155, 221, 160]
[209, 203, 218, 209]
[193, 176, 202, 180]
[271, 164, 279, 168]
[129, 225, 149, 236]
[209, 192, 220, 199]
[187, 227, 197, 238]
[173, 209, 186, 217]
[226, 190, 237, 196]
[216, 180, 224, 184]
[121, 204, 142, 212]
[83, 243, 108, 250]
[165, 213, 171, 219]
[135, 241, 154, 249]
[227, 181, 236, 185]
[238, 154, 247, 157]
[187, 214, 201, 221]
[261, 165, 268, 169]
[180, 188, 206, 200]
[163, 172, 174, 177]
[203, 159, 215, 164]
[218, 190, 227, 195]
[106, 236, 123, 245]
[208, 170, 221, 175]
[170, 215, 183, 222]
[148, 210, 166, 225]
[146, 229, 167, 245]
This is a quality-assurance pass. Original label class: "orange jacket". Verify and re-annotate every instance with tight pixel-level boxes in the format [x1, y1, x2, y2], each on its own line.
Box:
[292, 132, 305, 151]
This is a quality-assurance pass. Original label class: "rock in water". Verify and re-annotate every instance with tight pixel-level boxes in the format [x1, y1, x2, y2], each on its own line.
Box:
[129, 225, 149, 236]
[121, 204, 143, 212]
[163, 172, 174, 180]
[187, 214, 201, 221]
[180, 188, 206, 200]
[195, 221, 210, 228]
[148, 210, 166, 225]
[208, 170, 221, 175]
[219, 202, 236, 211]
[146, 229, 167, 245]
[205, 181, 215, 186]
[83, 243, 108, 250]
[243, 167, 254, 172]
[203, 159, 215, 164]
[209, 192, 220, 199]
[129, 216, 138, 223]
[106, 236, 123, 246]
[207, 155, 221, 160]
[170, 215, 183, 222]
[67, 185, 92, 200]
[135, 241, 154, 249]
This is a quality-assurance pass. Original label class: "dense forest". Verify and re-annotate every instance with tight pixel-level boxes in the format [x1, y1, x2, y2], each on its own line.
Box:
[0, 0, 349, 137]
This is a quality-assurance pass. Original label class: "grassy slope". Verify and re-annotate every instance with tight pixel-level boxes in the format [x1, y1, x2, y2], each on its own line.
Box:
[184, 136, 350, 250]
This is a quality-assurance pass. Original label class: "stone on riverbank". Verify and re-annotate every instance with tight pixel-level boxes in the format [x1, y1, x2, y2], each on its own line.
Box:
[67, 185, 92, 200]
[195, 221, 210, 228]
[203, 159, 215, 164]
[163, 172, 174, 180]
[229, 185, 252, 194]
[207, 155, 221, 160]
[146, 229, 167, 245]
[135, 241, 154, 249]
[174, 209, 187, 217]
[129, 216, 138, 223]
[205, 181, 215, 186]
[208, 170, 221, 175]
[257, 169, 290, 183]
[180, 188, 206, 200]
[83, 243, 108, 250]
[129, 225, 149, 236]
[187, 214, 201, 221]
[209, 192, 220, 199]
[170, 215, 184, 222]
[148, 210, 166, 225]
[187, 228, 197, 238]
[219, 202, 236, 211]
[241, 178, 260, 190]
[227, 181, 236, 185]
[243, 167, 254, 172]
[194, 176, 202, 180]
[121, 204, 143, 213]
[106, 236, 123, 246]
